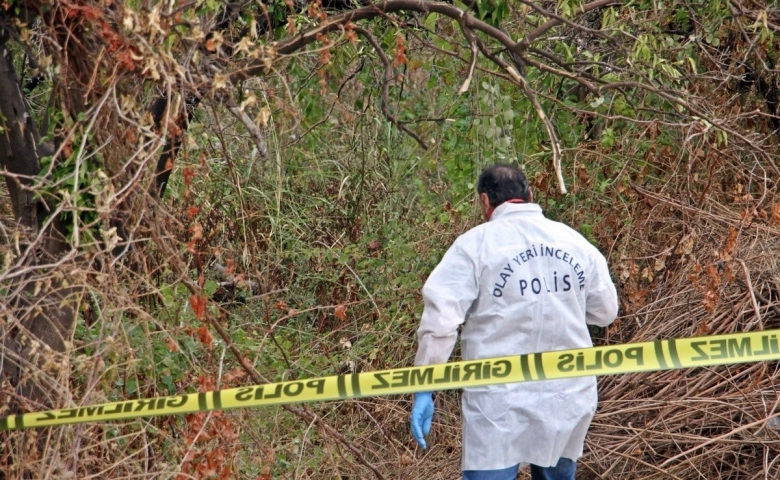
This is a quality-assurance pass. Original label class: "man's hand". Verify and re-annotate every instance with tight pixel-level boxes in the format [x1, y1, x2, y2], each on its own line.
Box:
[410, 392, 434, 449]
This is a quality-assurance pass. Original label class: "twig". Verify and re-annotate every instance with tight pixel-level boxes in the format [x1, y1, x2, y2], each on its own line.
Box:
[600, 81, 780, 177]
[631, 183, 780, 235]
[227, 104, 268, 160]
[343, 263, 381, 317]
[754, 291, 780, 318]
[522, 50, 599, 93]
[736, 258, 762, 328]
[457, 13, 478, 95]
[286, 56, 366, 148]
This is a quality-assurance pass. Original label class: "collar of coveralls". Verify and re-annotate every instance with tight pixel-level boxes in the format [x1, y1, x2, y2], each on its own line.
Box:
[485, 198, 525, 221]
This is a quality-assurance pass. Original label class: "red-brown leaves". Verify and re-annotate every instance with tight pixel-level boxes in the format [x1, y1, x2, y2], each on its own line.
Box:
[533, 171, 549, 192]
[165, 337, 180, 352]
[192, 325, 213, 349]
[345, 22, 359, 45]
[178, 376, 240, 479]
[189, 294, 207, 320]
[182, 166, 196, 188]
[221, 367, 247, 386]
[187, 222, 203, 253]
[307, 0, 326, 21]
[392, 33, 408, 68]
[186, 206, 200, 220]
[318, 36, 332, 66]
[114, 49, 136, 71]
[721, 228, 738, 261]
[286, 15, 297, 35]
[771, 203, 780, 227]
[205, 31, 223, 53]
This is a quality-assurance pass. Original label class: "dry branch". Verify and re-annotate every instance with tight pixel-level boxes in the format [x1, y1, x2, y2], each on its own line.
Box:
[227, 104, 269, 160]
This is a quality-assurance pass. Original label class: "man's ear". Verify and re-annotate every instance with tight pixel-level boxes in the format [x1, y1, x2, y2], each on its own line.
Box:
[479, 193, 491, 211]
[528, 189, 534, 203]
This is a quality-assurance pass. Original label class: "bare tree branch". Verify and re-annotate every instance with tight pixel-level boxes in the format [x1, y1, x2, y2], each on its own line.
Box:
[227, 104, 269, 160]
[457, 15, 479, 95]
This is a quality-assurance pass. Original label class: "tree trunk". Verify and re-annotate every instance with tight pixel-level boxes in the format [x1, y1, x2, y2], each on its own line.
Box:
[0, 44, 42, 229]
[0, 37, 76, 411]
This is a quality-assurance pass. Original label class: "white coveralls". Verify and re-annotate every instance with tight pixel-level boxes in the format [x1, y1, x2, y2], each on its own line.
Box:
[415, 202, 618, 471]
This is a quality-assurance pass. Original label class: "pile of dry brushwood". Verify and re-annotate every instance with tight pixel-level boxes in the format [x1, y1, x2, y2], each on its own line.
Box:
[582, 155, 780, 479]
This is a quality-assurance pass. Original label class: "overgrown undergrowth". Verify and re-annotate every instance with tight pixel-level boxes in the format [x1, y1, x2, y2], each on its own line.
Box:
[3, 2, 780, 479]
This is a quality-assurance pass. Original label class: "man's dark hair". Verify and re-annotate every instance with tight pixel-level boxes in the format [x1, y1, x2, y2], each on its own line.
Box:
[477, 164, 531, 207]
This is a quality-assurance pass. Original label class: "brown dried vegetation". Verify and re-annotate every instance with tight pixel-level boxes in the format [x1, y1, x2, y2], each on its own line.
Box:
[1, 1, 780, 479]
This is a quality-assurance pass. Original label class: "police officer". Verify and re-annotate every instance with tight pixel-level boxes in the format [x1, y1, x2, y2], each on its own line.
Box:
[410, 164, 618, 480]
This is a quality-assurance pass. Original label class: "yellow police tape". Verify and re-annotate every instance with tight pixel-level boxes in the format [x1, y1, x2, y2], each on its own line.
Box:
[2, 329, 779, 431]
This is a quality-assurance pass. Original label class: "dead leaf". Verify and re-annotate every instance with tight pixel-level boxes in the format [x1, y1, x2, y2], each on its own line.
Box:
[205, 31, 223, 53]
[286, 16, 297, 35]
[618, 259, 638, 283]
[653, 255, 667, 272]
[695, 320, 710, 336]
[771, 203, 780, 226]
[577, 166, 590, 186]
[239, 93, 256, 111]
[256, 107, 271, 127]
[213, 74, 228, 90]
[234, 36, 252, 55]
[193, 325, 213, 349]
[534, 171, 549, 192]
[187, 223, 203, 253]
[640, 266, 654, 283]
[392, 33, 408, 67]
[676, 233, 695, 256]
[166, 337, 180, 352]
[222, 367, 246, 385]
[702, 289, 718, 313]
[189, 295, 207, 320]
[334, 304, 347, 321]
[186, 206, 200, 219]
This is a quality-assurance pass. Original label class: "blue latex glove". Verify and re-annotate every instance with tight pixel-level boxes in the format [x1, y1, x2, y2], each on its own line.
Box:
[410, 392, 434, 449]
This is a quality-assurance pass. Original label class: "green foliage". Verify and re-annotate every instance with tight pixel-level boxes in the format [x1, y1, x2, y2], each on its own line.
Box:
[37, 131, 108, 244]
[471, 0, 509, 26]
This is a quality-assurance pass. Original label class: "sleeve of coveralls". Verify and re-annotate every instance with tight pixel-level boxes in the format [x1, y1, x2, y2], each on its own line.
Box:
[585, 249, 619, 327]
[414, 243, 479, 366]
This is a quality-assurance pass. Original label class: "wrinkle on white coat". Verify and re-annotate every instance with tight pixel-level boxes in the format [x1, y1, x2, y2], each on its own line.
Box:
[415, 202, 618, 470]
